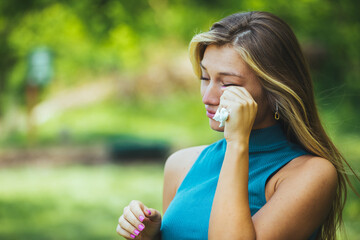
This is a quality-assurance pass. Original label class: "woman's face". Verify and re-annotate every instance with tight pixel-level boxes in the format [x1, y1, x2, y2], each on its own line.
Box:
[200, 44, 276, 131]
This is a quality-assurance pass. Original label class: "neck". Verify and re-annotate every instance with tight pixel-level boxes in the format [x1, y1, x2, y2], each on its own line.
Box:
[252, 116, 278, 130]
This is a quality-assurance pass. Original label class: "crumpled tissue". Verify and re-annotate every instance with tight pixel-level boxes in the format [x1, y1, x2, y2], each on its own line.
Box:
[213, 108, 229, 127]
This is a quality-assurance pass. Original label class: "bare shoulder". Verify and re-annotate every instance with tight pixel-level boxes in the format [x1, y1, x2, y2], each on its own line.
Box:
[274, 155, 339, 213]
[273, 155, 338, 197]
[269, 155, 337, 189]
[266, 155, 338, 201]
[284, 155, 338, 185]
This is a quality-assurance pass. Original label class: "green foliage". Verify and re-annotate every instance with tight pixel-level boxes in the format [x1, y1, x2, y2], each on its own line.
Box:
[0, 0, 359, 121]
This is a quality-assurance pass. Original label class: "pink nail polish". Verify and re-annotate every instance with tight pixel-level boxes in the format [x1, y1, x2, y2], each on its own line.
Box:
[134, 229, 140, 236]
[138, 224, 145, 231]
[139, 215, 144, 222]
[130, 234, 136, 239]
[147, 210, 151, 215]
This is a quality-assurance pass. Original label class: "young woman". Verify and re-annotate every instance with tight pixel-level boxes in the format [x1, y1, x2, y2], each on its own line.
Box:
[116, 11, 358, 240]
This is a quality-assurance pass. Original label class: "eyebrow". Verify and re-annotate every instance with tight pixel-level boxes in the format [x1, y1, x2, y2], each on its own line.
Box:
[200, 62, 245, 79]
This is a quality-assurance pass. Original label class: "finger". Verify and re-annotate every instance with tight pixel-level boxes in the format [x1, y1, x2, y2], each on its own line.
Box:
[217, 100, 232, 115]
[220, 98, 252, 116]
[223, 86, 253, 101]
[144, 208, 162, 223]
[129, 200, 146, 222]
[124, 206, 146, 233]
[222, 86, 254, 100]
[116, 224, 137, 239]
[220, 94, 247, 107]
[221, 89, 248, 102]
[233, 86, 253, 98]
[221, 90, 256, 109]
[119, 215, 141, 238]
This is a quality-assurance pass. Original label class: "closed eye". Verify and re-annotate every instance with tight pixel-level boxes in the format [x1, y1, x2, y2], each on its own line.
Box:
[223, 83, 240, 87]
[200, 77, 210, 80]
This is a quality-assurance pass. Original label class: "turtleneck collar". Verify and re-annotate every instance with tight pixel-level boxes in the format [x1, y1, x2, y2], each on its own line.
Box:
[247, 122, 288, 152]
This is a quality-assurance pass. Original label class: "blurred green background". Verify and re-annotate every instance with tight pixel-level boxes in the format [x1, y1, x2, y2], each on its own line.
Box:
[0, 0, 359, 239]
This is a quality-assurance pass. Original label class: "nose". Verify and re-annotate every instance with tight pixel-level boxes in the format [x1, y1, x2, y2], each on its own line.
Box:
[202, 82, 221, 106]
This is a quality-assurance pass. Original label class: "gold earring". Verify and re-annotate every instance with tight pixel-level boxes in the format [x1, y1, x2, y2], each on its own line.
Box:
[274, 101, 280, 120]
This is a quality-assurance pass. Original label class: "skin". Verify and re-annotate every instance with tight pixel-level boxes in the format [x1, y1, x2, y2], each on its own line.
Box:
[117, 44, 338, 240]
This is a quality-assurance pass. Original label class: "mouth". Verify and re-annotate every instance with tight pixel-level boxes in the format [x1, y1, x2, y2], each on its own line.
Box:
[206, 109, 216, 119]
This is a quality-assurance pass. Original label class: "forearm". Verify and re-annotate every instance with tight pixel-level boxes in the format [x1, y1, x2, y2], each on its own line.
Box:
[209, 141, 256, 240]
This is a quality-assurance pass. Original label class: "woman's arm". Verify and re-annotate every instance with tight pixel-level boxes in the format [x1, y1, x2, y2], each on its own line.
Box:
[209, 141, 255, 239]
[208, 86, 257, 239]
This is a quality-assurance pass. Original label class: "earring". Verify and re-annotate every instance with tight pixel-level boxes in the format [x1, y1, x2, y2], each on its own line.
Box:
[274, 101, 280, 120]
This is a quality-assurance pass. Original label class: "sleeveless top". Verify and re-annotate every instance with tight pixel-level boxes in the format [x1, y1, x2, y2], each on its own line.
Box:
[161, 123, 319, 240]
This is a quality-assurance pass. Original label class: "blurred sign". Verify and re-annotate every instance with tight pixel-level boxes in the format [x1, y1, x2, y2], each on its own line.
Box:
[27, 47, 53, 86]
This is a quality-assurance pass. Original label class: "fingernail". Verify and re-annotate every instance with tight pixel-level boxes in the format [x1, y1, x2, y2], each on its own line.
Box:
[134, 229, 140, 236]
[130, 234, 136, 239]
[147, 209, 151, 215]
[138, 224, 145, 231]
[139, 215, 144, 222]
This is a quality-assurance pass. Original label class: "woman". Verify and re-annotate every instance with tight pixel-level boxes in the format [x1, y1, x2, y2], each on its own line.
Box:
[116, 11, 357, 240]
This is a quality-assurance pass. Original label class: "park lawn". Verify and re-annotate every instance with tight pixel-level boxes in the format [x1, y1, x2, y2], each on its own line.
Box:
[0, 163, 164, 240]
[0, 159, 359, 239]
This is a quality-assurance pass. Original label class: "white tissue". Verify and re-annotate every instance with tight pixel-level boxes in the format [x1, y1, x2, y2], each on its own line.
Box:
[213, 108, 229, 127]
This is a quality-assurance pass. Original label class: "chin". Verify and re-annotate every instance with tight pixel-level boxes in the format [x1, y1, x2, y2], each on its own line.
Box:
[209, 119, 225, 132]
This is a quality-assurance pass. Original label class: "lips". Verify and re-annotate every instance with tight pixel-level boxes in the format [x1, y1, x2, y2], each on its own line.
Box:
[206, 108, 217, 119]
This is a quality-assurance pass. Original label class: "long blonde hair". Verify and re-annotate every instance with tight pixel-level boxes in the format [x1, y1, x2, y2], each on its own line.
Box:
[189, 11, 359, 240]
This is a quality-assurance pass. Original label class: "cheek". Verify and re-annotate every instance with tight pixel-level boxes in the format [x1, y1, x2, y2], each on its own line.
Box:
[245, 84, 262, 104]
[257, 97, 273, 121]
[250, 87, 269, 112]
[200, 81, 208, 94]
[200, 85, 205, 96]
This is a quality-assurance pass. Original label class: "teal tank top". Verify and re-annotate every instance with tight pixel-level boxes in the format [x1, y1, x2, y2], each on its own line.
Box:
[161, 123, 319, 239]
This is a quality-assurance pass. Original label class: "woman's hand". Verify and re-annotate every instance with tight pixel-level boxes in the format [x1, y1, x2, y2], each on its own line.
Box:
[116, 200, 162, 240]
[220, 86, 258, 144]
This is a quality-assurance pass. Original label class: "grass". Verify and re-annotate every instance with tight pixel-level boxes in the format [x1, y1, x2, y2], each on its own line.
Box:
[0, 162, 358, 239]
[0, 164, 164, 240]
